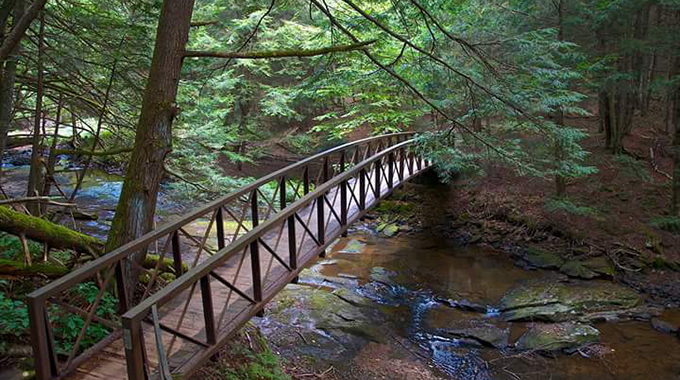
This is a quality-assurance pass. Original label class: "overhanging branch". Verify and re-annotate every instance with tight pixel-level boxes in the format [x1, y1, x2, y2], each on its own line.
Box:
[183, 40, 376, 59]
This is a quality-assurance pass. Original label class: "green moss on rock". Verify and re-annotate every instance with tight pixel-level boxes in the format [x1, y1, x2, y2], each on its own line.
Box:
[560, 261, 598, 279]
[522, 247, 565, 269]
[500, 278, 641, 322]
[515, 322, 600, 351]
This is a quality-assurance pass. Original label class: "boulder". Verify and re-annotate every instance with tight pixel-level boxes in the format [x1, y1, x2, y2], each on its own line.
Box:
[651, 318, 679, 335]
[515, 322, 599, 352]
[560, 261, 598, 279]
[582, 256, 616, 277]
[520, 247, 565, 269]
[383, 223, 400, 237]
[499, 278, 642, 322]
[440, 320, 510, 348]
[339, 239, 366, 253]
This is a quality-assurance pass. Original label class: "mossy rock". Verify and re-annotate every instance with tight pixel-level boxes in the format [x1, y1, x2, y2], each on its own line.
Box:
[560, 261, 598, 279]
[582, 256, 616, 277]
[374, 200, 415, 216]
[382, 223, 400, 237]
[515, 322, 599, 352]
[440, 320, 510, 348]
[269, 284, 384, 342]
[339, 239, 366, 254]
[500, 278, 641, 322]
[521, 247, 565, 269]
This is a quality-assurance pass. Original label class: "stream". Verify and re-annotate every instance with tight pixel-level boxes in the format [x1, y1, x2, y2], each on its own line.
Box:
[0, 158, 191, 240]
[259, 230, 680, 380]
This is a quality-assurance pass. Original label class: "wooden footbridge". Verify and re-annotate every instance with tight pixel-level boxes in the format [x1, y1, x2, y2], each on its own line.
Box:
[27, 133, 431, 380]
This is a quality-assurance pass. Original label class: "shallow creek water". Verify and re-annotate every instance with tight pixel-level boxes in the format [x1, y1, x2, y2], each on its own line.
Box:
[0, 164, 187, 239]
[263, 231, 680, 380]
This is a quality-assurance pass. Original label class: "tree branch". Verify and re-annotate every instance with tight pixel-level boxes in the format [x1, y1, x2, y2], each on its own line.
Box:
[53, 146, 133, 157]
[0, 196, 75, 207]
[184, 40, 376, 59]
[190, 20, 218, 27]
[0, 0, 47, 62]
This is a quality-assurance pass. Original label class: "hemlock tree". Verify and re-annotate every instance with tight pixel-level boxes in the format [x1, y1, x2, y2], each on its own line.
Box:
[105, 0, 374, 287]
[105, 0, 196, 274]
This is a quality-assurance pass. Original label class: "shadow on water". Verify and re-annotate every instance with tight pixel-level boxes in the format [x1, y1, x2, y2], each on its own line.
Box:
[304, 232, 680, 380]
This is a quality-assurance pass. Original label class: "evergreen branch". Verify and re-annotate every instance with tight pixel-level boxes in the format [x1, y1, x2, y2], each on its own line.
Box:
[339, 0, 546, 134]
[308, 0, 533, 171]
[184, 40, 376, 59]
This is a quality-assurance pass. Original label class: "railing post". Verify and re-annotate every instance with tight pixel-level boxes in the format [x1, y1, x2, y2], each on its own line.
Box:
[200, 275, 216, 345]
[398, 147, 405, 182]
[317, 194, 326, 257]
[28, 296, 56, 380]
[388, 151, 394, 189]
[317, 158, 329, 257]
[122, 316, 146, 380]
[340, 153, 347, 237]
[250, 190, 263, 316]
[359, 168, 366, 211]
[374, 159, 381, 199]
[303, 166, 310, 195]
[322, 156, 329, 183]
[281, 177, 298, 283]
[216, 207, 225, 250]
[115, 261, 130, 314]
[172, 230, 183, 276]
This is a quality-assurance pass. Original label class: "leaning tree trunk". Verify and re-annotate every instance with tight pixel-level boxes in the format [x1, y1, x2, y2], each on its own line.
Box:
[0, 0, 24, 163]
[0, 206, 104, 254]
[105, 0, 195, 291]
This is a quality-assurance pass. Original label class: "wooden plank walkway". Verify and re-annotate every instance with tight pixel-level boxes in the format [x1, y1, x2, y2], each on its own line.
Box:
[27, 135, 427, 380]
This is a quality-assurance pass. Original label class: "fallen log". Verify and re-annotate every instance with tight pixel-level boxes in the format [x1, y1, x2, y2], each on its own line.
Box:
[0, 259, 69, 278]
[0, 206, 104, 255]
[6, 136, 33, 149]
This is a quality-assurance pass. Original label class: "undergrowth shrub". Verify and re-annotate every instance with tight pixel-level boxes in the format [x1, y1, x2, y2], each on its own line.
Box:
[650, 216, 680, 233]
[544, 198, 598, 216]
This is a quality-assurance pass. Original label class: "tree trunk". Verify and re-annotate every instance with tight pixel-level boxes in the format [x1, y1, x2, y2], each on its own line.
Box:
[0, 206, 104, 254]
[0, 0, 24, 164]
[673, 83, 680, 215]
[26, 11, 45, 215]
[0, 258, 68, 278]
[42, 96, 63, 213]
[105, 0, 195, 290]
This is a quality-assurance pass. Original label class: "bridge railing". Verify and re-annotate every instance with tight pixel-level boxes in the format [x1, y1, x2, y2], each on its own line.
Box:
[27, 132, 415, 380]
[119, 139, 430, 380]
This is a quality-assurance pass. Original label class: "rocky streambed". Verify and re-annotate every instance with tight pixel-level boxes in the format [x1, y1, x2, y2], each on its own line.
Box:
[257, 231, 680, 380]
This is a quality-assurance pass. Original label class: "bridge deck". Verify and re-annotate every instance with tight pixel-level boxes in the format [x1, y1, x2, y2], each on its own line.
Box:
[64, 160, 421, 380]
